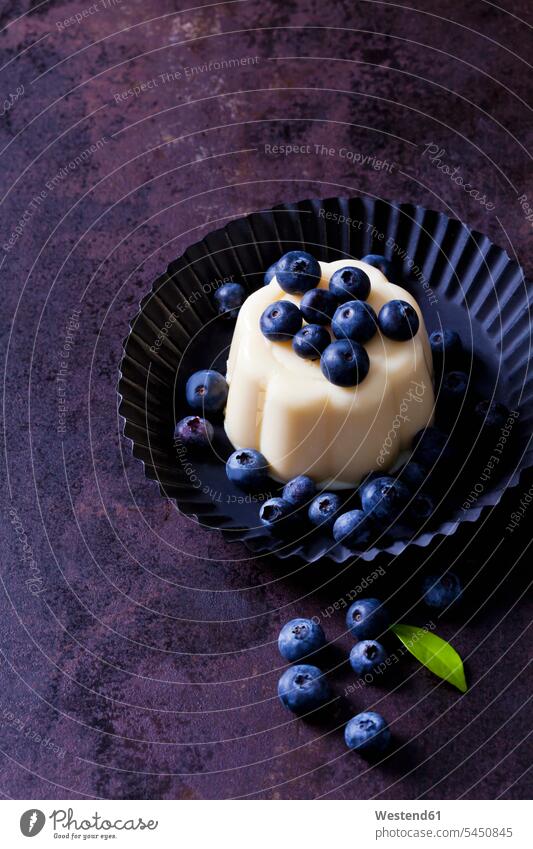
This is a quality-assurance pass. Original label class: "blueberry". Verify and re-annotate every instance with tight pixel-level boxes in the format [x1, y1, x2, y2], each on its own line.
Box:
[344, 711, 391, 755]
[226, 448, 269, 490]
[278, 618, 326, 662]
[282, 475, 317, 507]
[185, 369, 228, 413]
[395, 461, 428, 493]
[422, 572, 463, 609]
[174, 415, 214, 449]
[264, 262, 277, 285]
[360, 475, 411, 523]
[300, 288, 338, 325]
[429, 329, 463, 371]
[345, 598, 390, 640]
[308, 492, 342, 529]
[260, 300, 302, 341]
[411, 427, 455, 469]
[275, 251, 321, 294]
[438, 370, 469, 408]
[259, 497, 294, 530]
[292, 324, 330, 360]
[408, 492, 435, 527]
[474, 399, 509, 432]
[378, 300, 419, 341]
[333, 509, 375, 550]
[361, 254, 394, 278]
[349, 640, 387, 676]
[321, 340, 370, 387]
[329, 266, 371, 302]
[278, 664, 330, 714]
[332, 300, 378, 344]
[214, 282, 245, 319]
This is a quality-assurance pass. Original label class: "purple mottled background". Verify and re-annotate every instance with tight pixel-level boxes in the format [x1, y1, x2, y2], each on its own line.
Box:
[1, 0, 531, 800]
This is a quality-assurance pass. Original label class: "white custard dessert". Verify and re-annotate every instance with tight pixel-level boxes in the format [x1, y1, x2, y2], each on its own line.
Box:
[224, 260, 434, 489]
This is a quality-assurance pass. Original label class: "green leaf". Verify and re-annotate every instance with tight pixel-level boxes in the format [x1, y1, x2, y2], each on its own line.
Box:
[391, 623, 467, 693]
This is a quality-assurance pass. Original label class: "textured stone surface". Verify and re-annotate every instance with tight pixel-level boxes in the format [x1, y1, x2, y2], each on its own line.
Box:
[0, 0, 531, 799]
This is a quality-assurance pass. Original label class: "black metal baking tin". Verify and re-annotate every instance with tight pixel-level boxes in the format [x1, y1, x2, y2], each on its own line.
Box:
[118, 196, 533, 563]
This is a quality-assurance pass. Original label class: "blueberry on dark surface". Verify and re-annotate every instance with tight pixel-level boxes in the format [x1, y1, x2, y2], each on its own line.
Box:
[349, 640, 387, 676]
[344, 711, 391, 755]
[264, 262, 277, 285]
[278, 618, 326, 662]
[438, 370, 469, 406]
[259, 497, 293, 529]
[378, 300, 419, 341]
[332, 300, 378, 344]
[360, 475, 411, 523]
[411, 427, 455, 469]
[185, 369, 228, 413]
[320, 339, 370, 387]
[361, 254, 394, 278]
[282, 475, 317, 507]
[333, 509, 375, 550]
[395, 461, 428, 493]
[408, 492, 435, 527]
[474, 399, 510, 432]
[300, 288, 338, 325]
[275, 251, 321, 294]
[308, 492, 342, 529]
[422, 572, 463, 609]
[214, 282, 245, 319]
[278, 664, 330, 714]
[174, 415, 214, 449]
[346, 598, 390, 640]
[329, 266, 371, 302]
[429, 329, 463, 370]
[226, 448, 269, 489]
[260, 300, 303, 341]
[292, 324, 330, 360]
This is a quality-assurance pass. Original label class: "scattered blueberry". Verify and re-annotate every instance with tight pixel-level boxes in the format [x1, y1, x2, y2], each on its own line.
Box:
[349, 640, 387, 676]
[264, 262, 277, 285]
[395, 461, 428, 493]
[422, 572, 463, 609]
[429, 329, 463, 370]
[333, 509, 375, 550]
[308, 492, 343, 529]
[378, 300, 419, 341]
[214, 282, 245, 319]
[408, 492, 435, 527]
[185, 369, 228, 413]
[474, 399, 509, 433]
[282, 475, 317, 507]
[275, 251, 321, 294]
[226, 448, 269, 490]
[438, 370, 469, 409]
[259, 498, 294, 532]
[361, 254, 394, 278]
[360, 475, 411, 523]
[260, 300, 302, 341]
[174, 415, 214, 449]
[300, 288, 338, 325]
[292, 324, 331, 360]
[346, 598, 390, 640]
[278, 664, 330, 714]
[320, 339, 370, 387]
[329, 266, 371, 302]
[411, 427, 454, 469]
[344, 711, 391, 755]
[278, 618, 326, 662]
[332, 300, 378, 344]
